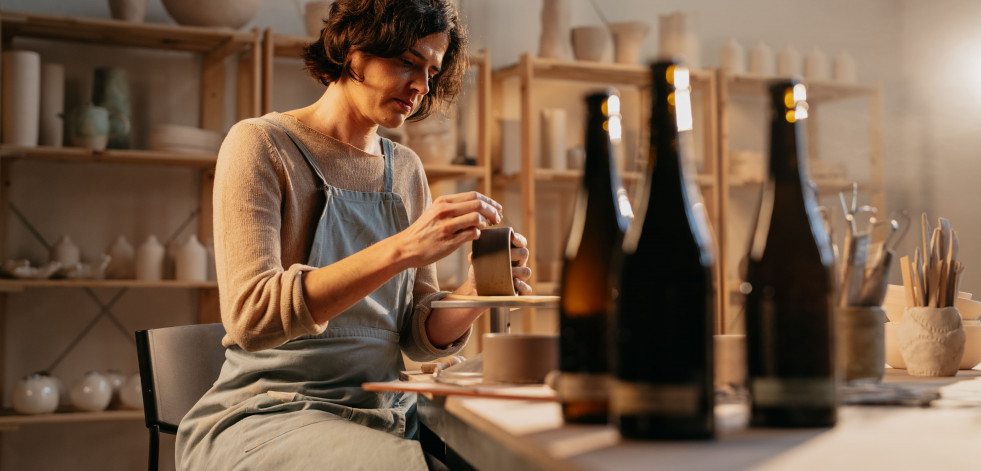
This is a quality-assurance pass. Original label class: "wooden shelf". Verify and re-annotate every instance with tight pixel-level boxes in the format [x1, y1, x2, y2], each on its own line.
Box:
[0, 279, 218, 293]
[725, 73, 878, 103]
[0, 145, 217, 168]
[493, 57, 713, 87]
[269, 33, 313, 59]
[423, 163, 487, 183]
[0, 10, 255, 58]
[0, 408, 143, 431]
[495, 169, 715, 187]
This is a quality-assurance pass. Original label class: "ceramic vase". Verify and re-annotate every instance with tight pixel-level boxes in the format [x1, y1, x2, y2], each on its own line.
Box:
[608, 21, 650, 65]
[305, 1, 333, 38]
[804, 47, 829, 81]
[51, 235, 81, 266]
[898, 306, 966, 377]
[119, 373, 143, 409]
[538, 0, 572, 60]
[104, 369, 127, 405]
[12, 372, 60, 415]
[67, 103, 110, 150]
[70, 371, 112, 412]
[39, 63, 65, 147]
[161, 0, 264, 29]
[109, 0, 148, 22]
[540, 108, 567, 170]
[833, 50, 857, 83]
[176, 234, 208, 282]
[836, 306, 885, 382]
[658, 11, 700, 70]
[92, 67, 132, 149]
[777, 44, 800, 77]
[136, 235, 165, 281]
[571, 26, 609, 62]
[105, 235, 135, 279]
[749, 40, 775, 75]
[1, 50, 42, 146]
[720, 38, 746, 74]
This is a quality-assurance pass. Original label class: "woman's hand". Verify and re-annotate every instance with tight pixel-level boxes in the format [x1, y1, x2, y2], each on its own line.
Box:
[393, 191, 502, 269]
[458, 230, 533, 296]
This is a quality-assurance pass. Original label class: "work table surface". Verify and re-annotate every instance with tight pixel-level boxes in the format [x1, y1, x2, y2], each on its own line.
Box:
[417, 369, 981, 471]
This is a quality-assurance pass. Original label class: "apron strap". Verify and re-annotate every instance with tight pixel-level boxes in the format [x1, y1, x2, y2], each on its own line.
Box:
[381, 137, 394, 194]
[259, 117, 330, 189]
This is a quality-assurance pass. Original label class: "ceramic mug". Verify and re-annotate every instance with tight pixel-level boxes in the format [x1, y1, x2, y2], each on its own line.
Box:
[472, 227, 515, 296]
[483, 333, 559, 384]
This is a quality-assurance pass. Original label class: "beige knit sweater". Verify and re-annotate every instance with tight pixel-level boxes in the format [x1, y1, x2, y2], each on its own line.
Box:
[213, 112, 461, 356]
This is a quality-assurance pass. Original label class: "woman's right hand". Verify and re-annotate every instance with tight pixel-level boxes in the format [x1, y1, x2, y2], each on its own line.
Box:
[393, 191, 502, 269]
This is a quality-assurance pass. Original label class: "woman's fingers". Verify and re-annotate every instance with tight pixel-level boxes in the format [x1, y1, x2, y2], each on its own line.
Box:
[433, 198, 502, 227]
[510, 265, 532, 281]
[510, 246, 530, 267]
[437, 191, 502, 211]
[514, 277, 533, 296]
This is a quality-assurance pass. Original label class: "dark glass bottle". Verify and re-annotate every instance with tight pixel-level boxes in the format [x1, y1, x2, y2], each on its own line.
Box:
[558, 89, 631, 424]
[611, 61, 716, 439]
[744, 79, 837, 427]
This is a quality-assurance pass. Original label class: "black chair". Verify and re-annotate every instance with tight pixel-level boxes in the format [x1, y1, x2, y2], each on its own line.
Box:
[136, 323, 227, 471]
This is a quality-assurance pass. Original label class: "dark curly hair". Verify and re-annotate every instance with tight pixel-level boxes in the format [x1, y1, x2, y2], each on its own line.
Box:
[302, 0, 469, 121]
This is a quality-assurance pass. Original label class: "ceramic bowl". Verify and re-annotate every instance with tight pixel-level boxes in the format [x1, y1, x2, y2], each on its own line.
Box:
[955, 297, 981, 322]
[12, 372, 60, 415]
[961, 322, 981, 369]
[161, 0, 262, 29]
[571, 26, 609, 62]
[70, 371, 112, 412]
[884, 321, 905, 369]
[882, 283, 978, 323]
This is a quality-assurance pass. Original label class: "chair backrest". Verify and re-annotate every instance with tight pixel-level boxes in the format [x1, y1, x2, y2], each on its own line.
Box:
[136, 323, 227, 433]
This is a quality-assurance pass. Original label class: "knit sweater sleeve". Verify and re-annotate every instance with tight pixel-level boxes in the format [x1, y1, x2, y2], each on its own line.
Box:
[213, 120, 323, 351]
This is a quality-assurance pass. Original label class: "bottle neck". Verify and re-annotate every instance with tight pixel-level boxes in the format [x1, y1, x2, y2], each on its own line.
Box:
[767, 116, 808, 187]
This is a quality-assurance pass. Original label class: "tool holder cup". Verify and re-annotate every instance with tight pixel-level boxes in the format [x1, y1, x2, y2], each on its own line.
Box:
[836, 306, 886, 382]
[897, 306, 966, 377]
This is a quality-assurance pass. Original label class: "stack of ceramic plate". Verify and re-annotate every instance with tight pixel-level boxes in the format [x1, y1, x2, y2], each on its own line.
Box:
[149, 124, 224, 155]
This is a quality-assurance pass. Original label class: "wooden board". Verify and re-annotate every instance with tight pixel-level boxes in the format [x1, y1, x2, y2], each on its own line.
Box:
[362, 380, 556, 401]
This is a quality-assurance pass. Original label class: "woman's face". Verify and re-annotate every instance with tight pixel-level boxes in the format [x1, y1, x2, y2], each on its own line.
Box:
[346, 32, 450, 130]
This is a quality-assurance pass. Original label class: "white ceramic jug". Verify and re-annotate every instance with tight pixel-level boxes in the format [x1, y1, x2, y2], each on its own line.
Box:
[105, 235, 135, 279]
[51, 235, 81, 266]
[70, 371, 112, 412]
[176, 234, 208, 282]
[120, 373, 143, 410]
[777, 44, 800, 77]
[749, 41, 774, 75]
[12, 372, 60, 415]
[720, 38, 746, 74]
[136, 235, 165, 281]
[804, 47, 829, 81]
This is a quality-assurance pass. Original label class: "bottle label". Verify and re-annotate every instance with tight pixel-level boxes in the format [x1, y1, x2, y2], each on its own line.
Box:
[609, 380, 699, 416]
[751, 377, 835, 407]
[557, 372, 610, 402]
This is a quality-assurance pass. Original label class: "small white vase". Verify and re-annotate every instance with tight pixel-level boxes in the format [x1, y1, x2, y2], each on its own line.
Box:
[136, 235, 165, 281]
[720, 38, 746, 74]
[608, 21, 650, 65]
[12, 372, 60, 415]
[105, 235, 135, 279]
[540, 109, 567, 171]
[39, 63, 65, 147]
[176, 234, 208, 282]
[804, 47, 829, 82]
[832, 50, 857, 83]
[119, 373, 144, 410]
[749, 41, 774, 75]
[109, 0, 148, 22]
[51, 235, 81, 266]
[777, 44, 800, 77]
[898, 306, 966, 377]
[538, 0, 572, 60]
[1, 51, 42, 147]
[70, 371, 112, 412]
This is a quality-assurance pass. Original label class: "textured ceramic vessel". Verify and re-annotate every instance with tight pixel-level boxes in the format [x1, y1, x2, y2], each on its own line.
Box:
[571, 26, 609, 62]
[538, 0, 572, 60]
[836, 306, 885, 382]
[162, 0, 264, 29]
[898, 307, 966, 377]
[608, 21, 650, 65]
[67, 103, 110, 150]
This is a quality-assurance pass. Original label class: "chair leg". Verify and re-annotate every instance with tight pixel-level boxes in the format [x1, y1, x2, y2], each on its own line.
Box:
[149, 425, 160, 471]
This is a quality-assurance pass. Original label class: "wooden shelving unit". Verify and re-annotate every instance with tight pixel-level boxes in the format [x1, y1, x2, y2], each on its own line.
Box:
[0, 408, 143, 431]
[0, 145, 217, 168]
[715, 70, 886, 332]
[0, 279, 218, 293]
[491, 53, 721, 332]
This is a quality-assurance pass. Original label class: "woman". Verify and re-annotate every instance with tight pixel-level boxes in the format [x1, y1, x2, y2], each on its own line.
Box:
[175, 1, 531, 469]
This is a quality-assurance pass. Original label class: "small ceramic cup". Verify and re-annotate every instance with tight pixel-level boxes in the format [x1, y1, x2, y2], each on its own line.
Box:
[897, 306, 965, 377]
[571, 25, 609, 62]
[472, 227, 515, 296]
[483, 333, 559, 384]
[836, 306, 885, 382]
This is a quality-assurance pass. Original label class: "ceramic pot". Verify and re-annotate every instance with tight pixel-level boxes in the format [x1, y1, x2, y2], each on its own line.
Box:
[483, 334, 559, 384]
[608, 21, 650, 65]
[109, 0, 148, 22]
[136, 235, 165, 281]
[176, 234, 208, 282]
[67, 103, 110, 150]
[749, 41, 775, 75]
[305, 1, 333, 37]
[836, 306, 885, 382]
[51, 235, 81, 266]
[92, 67, 131, 149]
[898, 306, 966, 377]
[804, 47, 829, 81]
[658, 11, 700, 69]
[105, 235, 135, 279]
[720, 38, 746, 74]
[833, 50, 857, 83]
[70, 371, 112, 412]
[162, 0, 264, 29]
[777, 44, 800, 77]
[538, 0, 572, 60]
[571, 26, 609, 62]
[39, 63, 65, 147]
[1, 50, 42, 146]
[540, 108, 567, 170]
[119, 373, 143, 410]
[104, 369, 127, 405]
[12, 372, 60, 415]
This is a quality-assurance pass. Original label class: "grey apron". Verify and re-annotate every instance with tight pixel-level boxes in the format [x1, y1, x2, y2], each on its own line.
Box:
[176, 120, 428, 471]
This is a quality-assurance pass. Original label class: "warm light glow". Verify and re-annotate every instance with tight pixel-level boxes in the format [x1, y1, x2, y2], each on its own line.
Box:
[784, 89, 796, 109]
[674, 66, 690, 90]
[608, 115, 622, 140]
[793, 83, 807, 102]
[786, 109, 797, 123]
[795, 104, 809, 120]
[674, 65, 694, 132]
[607, 95, 621, 116]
